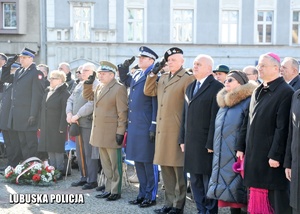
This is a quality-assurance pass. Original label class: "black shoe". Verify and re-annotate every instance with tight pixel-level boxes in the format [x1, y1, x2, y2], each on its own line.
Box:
[139, 199, 156, 208]
[128, 197, 144, 205]
[106, 194, 121, 201]
[154, 206, 172, 214]
[96, 185, 105, 192]
[95, 192, 111, 199]
[71, 180, 87, 187]
[82, 182, 98, 190]
[168, 207, 183, 214]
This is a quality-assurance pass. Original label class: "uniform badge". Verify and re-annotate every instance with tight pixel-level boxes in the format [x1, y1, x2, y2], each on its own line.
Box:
[38, 74, 43, 80]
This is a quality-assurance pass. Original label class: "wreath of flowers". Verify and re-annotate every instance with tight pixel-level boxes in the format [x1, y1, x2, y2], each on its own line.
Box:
[4, 157, 61, 186]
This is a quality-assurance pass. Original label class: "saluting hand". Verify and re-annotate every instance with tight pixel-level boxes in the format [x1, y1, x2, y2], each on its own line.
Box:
[151, 58, 166, 75]
[84, 72, 96, 84]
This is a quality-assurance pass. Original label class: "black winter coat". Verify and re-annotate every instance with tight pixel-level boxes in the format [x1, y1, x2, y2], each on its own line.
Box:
[180, 75, 223, 174]
[289, 75, 300, 91]
[38, 83, 70, 153]
[243, 77, 294, 190]
[284, 89, 300, 210]
[8, 63, 45, 131]
[0, 83, 12, 130]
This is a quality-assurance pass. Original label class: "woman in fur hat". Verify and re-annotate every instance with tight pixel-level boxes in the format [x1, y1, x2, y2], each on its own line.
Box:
[207, 70, 257, 214]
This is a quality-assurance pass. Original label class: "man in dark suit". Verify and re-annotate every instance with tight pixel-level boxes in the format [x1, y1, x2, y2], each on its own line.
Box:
[118, 46, 159, 208]
[7, 48, 45, 160]
[280, 57, 300, 90]
[180, 54, 223, 214]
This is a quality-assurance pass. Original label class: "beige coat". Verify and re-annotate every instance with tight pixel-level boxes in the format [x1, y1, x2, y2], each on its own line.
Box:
[144, 68, 194, 166]
[83, 79, 128, 149]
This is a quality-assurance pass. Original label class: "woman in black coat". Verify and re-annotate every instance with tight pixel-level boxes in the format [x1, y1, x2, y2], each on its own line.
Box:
[38, 70, 70, 174]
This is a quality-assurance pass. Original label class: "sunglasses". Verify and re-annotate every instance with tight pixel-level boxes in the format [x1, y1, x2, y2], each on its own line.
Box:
[224, 78, 236, 83]
[76, 71, 81, 74]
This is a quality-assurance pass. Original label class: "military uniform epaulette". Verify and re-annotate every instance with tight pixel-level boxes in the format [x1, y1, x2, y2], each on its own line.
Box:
[161, 72, 169, 76]
[186, 70, 193, 75]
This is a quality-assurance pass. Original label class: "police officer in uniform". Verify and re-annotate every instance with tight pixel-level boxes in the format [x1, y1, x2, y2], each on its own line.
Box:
[119, 46, 159, 208]
[7, 48, 45, 160]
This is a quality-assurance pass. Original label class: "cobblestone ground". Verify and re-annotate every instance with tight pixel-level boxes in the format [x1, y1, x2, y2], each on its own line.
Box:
[0, 158, 230, 214]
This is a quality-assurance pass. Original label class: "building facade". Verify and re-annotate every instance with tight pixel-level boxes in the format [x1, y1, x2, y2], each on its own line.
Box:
[0, 0, 42, 62]
[0, 0, 300, 72]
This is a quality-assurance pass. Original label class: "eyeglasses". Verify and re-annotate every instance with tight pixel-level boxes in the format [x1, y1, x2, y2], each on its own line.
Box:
[245, 73, 254, 76]
[76, 71, 81, 74]
[49, 77, 59, 80]
[224, 78, 236, 83]
[256, 64, 276, 70]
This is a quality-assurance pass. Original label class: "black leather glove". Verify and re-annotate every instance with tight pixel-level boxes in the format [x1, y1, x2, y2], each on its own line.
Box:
[84, 71, 96, 84]
[3, 55, 18, 68]
[149, 131, 155, 143]
[116, 134, 124, 145]
[151, 58, 166, 75]
[122, 56, 135, 68]
[28, 116, 36, 126]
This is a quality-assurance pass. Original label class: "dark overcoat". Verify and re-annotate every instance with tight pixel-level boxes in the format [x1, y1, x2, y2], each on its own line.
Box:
[284, 89, 300, 211]
[180, 75, 223, 174]
[243, 77, 294, 190]
[38, 83, 70, 153]
[289, 75, 300, 91]
[0, 83, 12, 130]
[8, 63, 45, 131]
[119, 65, 158, 162]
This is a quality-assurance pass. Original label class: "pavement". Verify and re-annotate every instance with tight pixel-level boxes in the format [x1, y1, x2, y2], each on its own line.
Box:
[0, 159, 230, 214]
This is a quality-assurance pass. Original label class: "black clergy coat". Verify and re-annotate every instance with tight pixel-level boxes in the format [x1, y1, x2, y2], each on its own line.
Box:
[243, 77, 294, 190]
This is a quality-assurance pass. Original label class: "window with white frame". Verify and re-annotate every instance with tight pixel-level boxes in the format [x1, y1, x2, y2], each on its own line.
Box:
[172, 9, 193, 43]
[221, 10, 238, 44]
[126, 8, 144, 42]
[3, 2, 16, 29]
[292, 11, 300, 45]
[171, 0, 194, 43]
[256, 11, 273, 44]
[125, 0, 145, 42]
[0, 0, 27, 34]
[72, 6, 91, 41]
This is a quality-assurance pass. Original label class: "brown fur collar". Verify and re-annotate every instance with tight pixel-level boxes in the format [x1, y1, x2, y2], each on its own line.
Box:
[217, 81, 258, 108]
